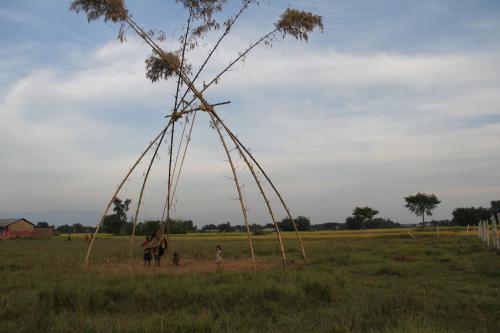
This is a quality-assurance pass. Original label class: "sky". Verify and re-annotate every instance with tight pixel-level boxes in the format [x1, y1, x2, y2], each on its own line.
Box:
[1, 0, 500, 226]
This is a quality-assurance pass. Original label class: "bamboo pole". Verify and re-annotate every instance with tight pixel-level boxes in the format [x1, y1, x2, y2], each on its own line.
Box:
[175, 0, 253, 111]
[211, 116, 255, 268]
[170, 112, 197, 206]
[209, 109, 307, 262]
[160, 112, 197, 221]
[173, 28, 280, 118]
[129, 118, 174, 257]
[85, 123, 172, 263]
[162, 120, 176, 240]
[209, 113, 286, 266]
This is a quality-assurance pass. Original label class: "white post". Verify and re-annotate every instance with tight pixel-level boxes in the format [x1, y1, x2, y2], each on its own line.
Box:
[491, 216, 500, 250]
[486, 221, 490, 247]
[467, 224, 469, 233]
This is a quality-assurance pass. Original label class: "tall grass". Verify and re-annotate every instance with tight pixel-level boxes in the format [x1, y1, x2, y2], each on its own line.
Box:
[0, 234, 499, 332]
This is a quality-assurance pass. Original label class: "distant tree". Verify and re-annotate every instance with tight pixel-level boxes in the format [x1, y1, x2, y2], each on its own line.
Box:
[452, 207, 491, 226]
[218, 221, 232, 233]
[56, 224, 72, 233]
[492, 201, 500, 224]
[366, 217, 401, 229]
[353, 207, 379, 224]
[294, 216, 311, 231]
[312, 222, 345, 231]
[429, 219, 453, 227]
[102, 197, 131, 234]
[278, 216, 311, 231]
[202, 224, 218, 232]
[345, 207, 379, 230]
[250, 223, 263, 232]
[141, 220, 161, 236]
[404, 193, 441, 227]
[37, 222, 49, 227]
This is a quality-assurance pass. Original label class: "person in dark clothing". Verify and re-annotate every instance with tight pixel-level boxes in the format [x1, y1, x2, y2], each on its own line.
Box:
[141, 236, 152, 267]
[154, 237, 167, 267]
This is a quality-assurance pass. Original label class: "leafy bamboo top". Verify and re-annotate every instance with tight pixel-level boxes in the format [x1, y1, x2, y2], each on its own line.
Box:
[70, 0, 128, 23]
[70, 1, 323, 85]
[275, 8, 324, 42]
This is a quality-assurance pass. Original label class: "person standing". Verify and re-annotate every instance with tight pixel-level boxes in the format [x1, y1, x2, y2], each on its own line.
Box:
[141, 236, 152, 267]
[215, 245, 224, 272]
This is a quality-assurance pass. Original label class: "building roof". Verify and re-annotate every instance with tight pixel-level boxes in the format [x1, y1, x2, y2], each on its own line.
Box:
[0, 218, 34, 227]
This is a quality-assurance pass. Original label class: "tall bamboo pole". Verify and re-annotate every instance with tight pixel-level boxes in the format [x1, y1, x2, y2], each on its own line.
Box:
[211, 116, 255, 267]
[175, 0, 253, 111]
[85, 122, 172, 263]
[209, 110, 307, 262]
[163, 120, 176, 239]
[209, 113, 286, 266]
[129, 118, 174, 256]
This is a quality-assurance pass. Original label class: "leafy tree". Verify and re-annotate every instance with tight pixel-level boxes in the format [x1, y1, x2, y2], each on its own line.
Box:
[202, 224, 218, 232]
[353, 207, 379, 224]
[366, 217, 400, 229]
[218, 221, 232, 232]
[278, 216, 311, 231]
[491, 200, 500, 215]
[102, 197, 131, 234]
[404, 193, 441, 227]
[37, 222, 49, 227]
[312, 222, 345, 231]
[345, 207, 379, 230]
[452, 207, 491, 226]
[345, 216, 363, 230]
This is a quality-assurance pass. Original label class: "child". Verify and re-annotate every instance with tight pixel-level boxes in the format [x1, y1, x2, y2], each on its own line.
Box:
[215, 245, 223, 272]
[141, 236, 152, 267]
[172, 252, 180, 266]
[154, 238, 167, 267]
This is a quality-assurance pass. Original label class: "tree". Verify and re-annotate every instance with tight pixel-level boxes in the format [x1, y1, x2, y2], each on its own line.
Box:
[404, 193, 441, 227]
[345, 207, 379, 229]
[278, 216, 311, 231]
[452, 207, 491, 226]
[102, 197, 131, 234]
[37, 222, 49, 227]
[201, 224, 218, 232]
[491, 200, 500, 215]
[353, 207, 379, 224]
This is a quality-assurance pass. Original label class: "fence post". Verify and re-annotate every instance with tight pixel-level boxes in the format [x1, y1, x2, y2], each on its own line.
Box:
[491, 215, 500, 250]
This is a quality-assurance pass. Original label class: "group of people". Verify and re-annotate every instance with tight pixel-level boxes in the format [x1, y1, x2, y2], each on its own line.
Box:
[141, 234, 224, 271]
[141, 234, 168, 267]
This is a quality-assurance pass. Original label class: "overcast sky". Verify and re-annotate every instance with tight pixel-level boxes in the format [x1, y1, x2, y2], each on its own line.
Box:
[1, 0, 499, 226]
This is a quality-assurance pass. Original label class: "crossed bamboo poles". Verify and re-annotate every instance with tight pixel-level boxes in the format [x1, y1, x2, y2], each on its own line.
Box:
[85, 4, 307, 267]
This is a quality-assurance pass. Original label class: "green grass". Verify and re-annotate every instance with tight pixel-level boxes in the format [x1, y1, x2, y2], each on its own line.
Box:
[0, 232, 499, 332]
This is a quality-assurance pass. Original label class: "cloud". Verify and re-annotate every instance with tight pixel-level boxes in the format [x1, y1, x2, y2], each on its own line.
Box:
[1, 35, 499, 226]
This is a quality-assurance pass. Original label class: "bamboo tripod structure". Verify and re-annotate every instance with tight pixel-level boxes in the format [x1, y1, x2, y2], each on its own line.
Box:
[81, 1, 313, 267]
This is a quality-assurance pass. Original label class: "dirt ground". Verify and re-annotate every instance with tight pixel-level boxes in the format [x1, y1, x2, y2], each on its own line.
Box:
[89, 257, 284, 276]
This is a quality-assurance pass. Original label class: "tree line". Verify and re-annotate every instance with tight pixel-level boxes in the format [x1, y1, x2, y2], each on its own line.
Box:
[55, 196, 500, 234]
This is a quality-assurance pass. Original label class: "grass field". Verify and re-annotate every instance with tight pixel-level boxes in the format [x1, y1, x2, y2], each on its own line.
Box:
[1, 229, 499, 332]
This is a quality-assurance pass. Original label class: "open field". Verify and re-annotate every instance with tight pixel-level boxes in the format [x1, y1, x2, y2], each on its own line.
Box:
[1, 229, 499, 332]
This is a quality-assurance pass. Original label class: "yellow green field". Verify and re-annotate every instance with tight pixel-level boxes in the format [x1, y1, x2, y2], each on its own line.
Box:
[1, 228, 499, 332]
